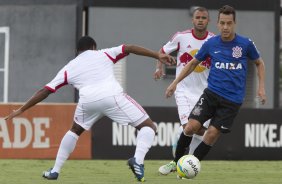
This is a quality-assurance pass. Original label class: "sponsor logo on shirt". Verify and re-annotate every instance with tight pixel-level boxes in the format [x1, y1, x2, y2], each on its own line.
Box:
[215, 62, 242, 70]
[179, 49, 210, 73]
[232, 46, 242, 58]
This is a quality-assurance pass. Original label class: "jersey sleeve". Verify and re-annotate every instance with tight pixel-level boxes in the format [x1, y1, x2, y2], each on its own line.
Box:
[44, 68, 68, 93]
[162, 32, 180, 54]
[247, 39, 260, 60]
[195, 40, 210, 61]
[103, 44, 129, 63]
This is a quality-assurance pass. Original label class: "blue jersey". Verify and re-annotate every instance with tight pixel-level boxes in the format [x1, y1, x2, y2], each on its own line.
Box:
[195, 34, 260, 104]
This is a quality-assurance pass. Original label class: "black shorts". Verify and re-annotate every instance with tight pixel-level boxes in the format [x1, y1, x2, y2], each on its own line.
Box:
[188, 88, 241, 133]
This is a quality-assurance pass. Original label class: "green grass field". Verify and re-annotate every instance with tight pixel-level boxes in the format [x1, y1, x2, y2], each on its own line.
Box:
[0, 159, 281, 184]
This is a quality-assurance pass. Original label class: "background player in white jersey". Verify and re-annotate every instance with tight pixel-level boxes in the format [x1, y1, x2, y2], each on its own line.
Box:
[4, 36, 176, 182]
[154, 7, 213, 175]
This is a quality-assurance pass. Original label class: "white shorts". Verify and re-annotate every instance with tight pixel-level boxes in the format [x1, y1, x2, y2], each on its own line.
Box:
[175, 95, 210, 128]
[74, 93, 149, 130]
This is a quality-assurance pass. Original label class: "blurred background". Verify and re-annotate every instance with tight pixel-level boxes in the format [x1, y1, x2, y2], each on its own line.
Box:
[0, 0, 281, 160]
[0, 0, 279, 109]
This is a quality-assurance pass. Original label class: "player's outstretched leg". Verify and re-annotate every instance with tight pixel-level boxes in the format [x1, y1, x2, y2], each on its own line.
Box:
[128, 119, 156, 182]
[42, 168, 59, 180]
[42, 127, 80, 180]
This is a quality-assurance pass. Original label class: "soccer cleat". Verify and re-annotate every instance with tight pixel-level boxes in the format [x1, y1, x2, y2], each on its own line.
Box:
[42, 168, 59, 180]
[158, 161, 176, 175]
[127, 157, 145, 182]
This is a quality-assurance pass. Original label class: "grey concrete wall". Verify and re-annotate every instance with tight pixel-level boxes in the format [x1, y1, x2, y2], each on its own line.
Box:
[88, 7, 274, 108]
[0, 5, 77, 102]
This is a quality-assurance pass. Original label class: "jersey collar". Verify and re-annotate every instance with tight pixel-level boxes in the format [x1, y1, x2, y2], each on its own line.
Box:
[192, 29, 208, 40]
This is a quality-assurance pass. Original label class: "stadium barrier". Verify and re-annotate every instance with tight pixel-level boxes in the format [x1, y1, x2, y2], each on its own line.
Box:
[0, 104, 91, 159]
[92, 107, 282, 160]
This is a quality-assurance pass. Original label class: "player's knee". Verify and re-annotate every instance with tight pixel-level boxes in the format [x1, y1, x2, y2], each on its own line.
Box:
[183, 125, 194, 136]
[70, 122, 85, 136]
[136, 118, 157, 133]
[184, 121, 201, 135]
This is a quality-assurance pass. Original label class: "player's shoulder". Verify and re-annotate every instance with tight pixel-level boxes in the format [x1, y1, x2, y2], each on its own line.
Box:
[205, 34, 220, 43]
[178, 29, 193, 35]
[169, 29, 192, 40]
[235, 34, 253, 43]
[99, 47, 112, 53]
[74, 50, 94, 59]
[170, 29, 215, 42]
[74, 50, 102, 63]
[100, 45, 123, 53]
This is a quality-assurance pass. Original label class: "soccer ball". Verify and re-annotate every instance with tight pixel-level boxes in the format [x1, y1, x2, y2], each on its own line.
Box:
[177, 155, 201, 179]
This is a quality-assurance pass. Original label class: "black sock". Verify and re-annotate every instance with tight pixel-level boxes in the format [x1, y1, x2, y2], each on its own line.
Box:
[173, 132, 192, 163]
[193, 141, 212, 161]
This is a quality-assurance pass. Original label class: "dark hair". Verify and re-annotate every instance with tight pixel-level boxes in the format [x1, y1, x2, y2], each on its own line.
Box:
[218, 5, 236, 22]
[192, 6, 209, 17]
[76, 36, 97, 53]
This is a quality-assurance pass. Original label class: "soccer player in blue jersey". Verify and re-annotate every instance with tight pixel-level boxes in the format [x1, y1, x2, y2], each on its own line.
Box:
[165, 5, 266, 161]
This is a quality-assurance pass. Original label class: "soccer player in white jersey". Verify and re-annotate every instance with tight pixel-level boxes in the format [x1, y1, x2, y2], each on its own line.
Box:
[4, 36, 176, 182]
[154, 7, 214, 175]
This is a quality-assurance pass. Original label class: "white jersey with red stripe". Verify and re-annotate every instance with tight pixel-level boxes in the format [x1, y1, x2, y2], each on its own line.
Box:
[45, 45, 128, 103]
[162, 29, 214, 99]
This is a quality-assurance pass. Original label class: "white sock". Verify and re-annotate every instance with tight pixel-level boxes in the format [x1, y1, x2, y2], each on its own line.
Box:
[134, 127, 155, 165]
[52, 131, 79, 173]
[189, 134, 203, 155]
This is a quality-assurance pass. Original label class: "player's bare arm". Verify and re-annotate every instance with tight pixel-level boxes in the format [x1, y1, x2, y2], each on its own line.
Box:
[4, 88, 52, 120]
[165, 58, 200, 98]
[123, 44, 176, 66]
[254, 57, 266, 104]
[154, 49, 167, 80]
[154, 61, 164, 80]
